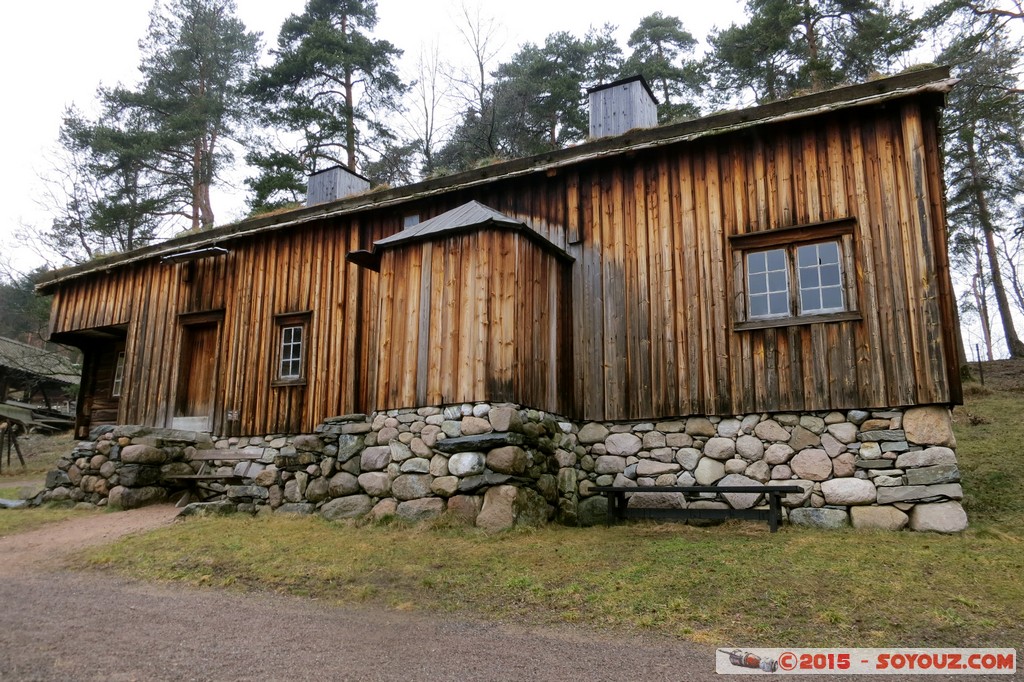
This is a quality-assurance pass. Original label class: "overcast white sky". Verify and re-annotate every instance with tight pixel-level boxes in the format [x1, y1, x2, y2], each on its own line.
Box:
[1, 0, 939, 276]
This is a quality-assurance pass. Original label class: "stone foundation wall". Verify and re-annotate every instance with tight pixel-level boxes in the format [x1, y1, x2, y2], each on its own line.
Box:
[567, 406, 967, 533]
[41, 403, 968, 533]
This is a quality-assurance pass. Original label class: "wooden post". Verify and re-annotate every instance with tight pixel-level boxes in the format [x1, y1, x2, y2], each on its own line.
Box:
[975, 344, 985, 386]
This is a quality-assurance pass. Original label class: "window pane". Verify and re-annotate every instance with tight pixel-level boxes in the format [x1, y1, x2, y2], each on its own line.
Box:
[768, 270, 787, 293]
[801, 288, 820, 313]
[766, 248, 786, 271]
[797, 244, 818, 268]
[747, 251, 766, 274]
[769, 292, 789, 315]
[749, 272, 767, 295]
[749, 294, 769, 317]
[822, 286, 844, 310]
[799, 266, 819, 288]
[818, 241, 840, 264]
[821, 263, 841, 286]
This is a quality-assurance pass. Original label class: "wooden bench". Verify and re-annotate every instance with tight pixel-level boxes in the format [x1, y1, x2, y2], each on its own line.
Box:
[591, 485, 804, 533]
[163, 450, 263, 506]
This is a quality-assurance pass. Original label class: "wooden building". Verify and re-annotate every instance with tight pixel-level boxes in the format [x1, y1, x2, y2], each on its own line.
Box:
[37, 68, 962, 439]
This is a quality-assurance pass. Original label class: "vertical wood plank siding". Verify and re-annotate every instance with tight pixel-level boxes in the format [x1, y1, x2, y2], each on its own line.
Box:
[375, 231, 570, 413]
[48, 100, 958, 432]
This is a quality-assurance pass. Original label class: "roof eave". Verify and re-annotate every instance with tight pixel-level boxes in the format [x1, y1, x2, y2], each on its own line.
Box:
[35, 66, 953, 293]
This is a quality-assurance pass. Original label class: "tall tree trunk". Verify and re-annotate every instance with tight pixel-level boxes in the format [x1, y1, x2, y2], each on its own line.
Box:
[342, 14, 357, 172]
[967, 132, 1024, 357]
[802, 0, 822, 90]
[191, 141, 202, 231]
[972, 243, 994, 360]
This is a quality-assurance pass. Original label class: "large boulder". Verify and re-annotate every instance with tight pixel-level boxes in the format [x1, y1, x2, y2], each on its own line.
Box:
[446, 495, 482, 524]
[821, 478, 877, 505]
[396, 498, 446, 522]
[694, 457, 725, 485]
[320, 495, 373, 520]
[628, 492, 685, 510]
[118, 464, 161, 488]
[359, 447, 391, 472]
[577, 495, 610, 527]
[108, 485, 167, 509]
[896, 447, 957, 469]
[476, 485, 550, 532]
[486, 446, 527, 475]
[703, 438, 736, 461]
[357, 472, 391, 497]
[717, 474, 764, 509]
[605, 433, 642, 457]
[908, 501, 968, 533]
[391, 474, 433, 501]
[850, 506, 908, 530]
[903, 406, 957, 447]
[328, 472, 360, 497]
[789, 507, 848, 529]
[448, 452, 486, 477]
[119, 445, 166, 465]
[577, 422, 610, 444]
[790, 449, 832, 481]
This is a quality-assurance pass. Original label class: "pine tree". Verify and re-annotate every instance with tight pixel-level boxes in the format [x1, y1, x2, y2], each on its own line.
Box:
[930, 2, 1024, 357]
[623, 13, 703, 122]
[707, 0, 918, 103]
[248, 0, 406, 210]
[113, 0, 259, 229]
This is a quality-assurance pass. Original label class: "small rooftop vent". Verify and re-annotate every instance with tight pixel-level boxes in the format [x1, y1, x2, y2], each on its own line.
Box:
[307, 166, 371, 207]
[587, 75, 659, 139]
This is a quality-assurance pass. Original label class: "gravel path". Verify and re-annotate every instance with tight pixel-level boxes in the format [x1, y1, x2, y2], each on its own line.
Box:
[0, 507, 1012, 681]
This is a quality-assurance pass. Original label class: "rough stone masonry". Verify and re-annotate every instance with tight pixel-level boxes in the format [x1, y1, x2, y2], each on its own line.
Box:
[40, 403, 968, 533]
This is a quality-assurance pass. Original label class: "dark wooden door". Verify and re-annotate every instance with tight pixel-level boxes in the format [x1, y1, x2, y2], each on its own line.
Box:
[176, 322, 219, 420]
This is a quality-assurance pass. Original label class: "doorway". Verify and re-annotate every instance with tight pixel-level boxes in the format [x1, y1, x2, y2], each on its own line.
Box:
[174, 320, 219, 431]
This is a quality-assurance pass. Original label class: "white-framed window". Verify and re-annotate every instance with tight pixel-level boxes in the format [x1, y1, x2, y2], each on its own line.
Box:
[731, 219, 859, 330]
[111, 352, 126, 397]
[279, 325, 304, 380]
[796, 241, 845, 314]
[274, 312, 312, 385]
[746, 249, 790, 318]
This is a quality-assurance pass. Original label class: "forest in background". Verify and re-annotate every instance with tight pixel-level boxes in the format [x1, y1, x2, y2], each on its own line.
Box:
[1, 0, 1022, 363]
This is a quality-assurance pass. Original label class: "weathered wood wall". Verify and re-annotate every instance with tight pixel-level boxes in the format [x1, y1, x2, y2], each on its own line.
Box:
[47, 95, 960, 432]
[558, 101, 958, 420]
[50, 218, 393, 435]
[374, 230, 571, 414]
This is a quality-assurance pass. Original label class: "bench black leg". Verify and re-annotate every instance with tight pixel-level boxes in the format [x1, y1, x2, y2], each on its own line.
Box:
[769, 493, 781, 533]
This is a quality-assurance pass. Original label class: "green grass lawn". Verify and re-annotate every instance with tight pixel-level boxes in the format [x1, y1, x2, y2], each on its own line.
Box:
[77, 377, 1024, 649]
[0, 507, 88, 536]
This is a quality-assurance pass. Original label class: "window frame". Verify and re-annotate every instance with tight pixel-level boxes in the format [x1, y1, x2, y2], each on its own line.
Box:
[111, 351, 126, 398]
[730, 219, 860, 331]
[272, 311, 312, 386]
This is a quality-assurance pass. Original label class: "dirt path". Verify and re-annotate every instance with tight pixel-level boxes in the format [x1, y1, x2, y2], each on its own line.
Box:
[0, 504, 179, 576]
[0, 508, 1010, 681]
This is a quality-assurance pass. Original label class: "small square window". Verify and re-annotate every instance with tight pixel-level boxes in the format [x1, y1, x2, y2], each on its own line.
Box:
[279, 325, 304, 379]
[274, 312, 311, 385]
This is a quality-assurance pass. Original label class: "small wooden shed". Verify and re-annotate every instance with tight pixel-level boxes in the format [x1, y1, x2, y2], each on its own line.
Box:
[350, 201, 574, 413]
